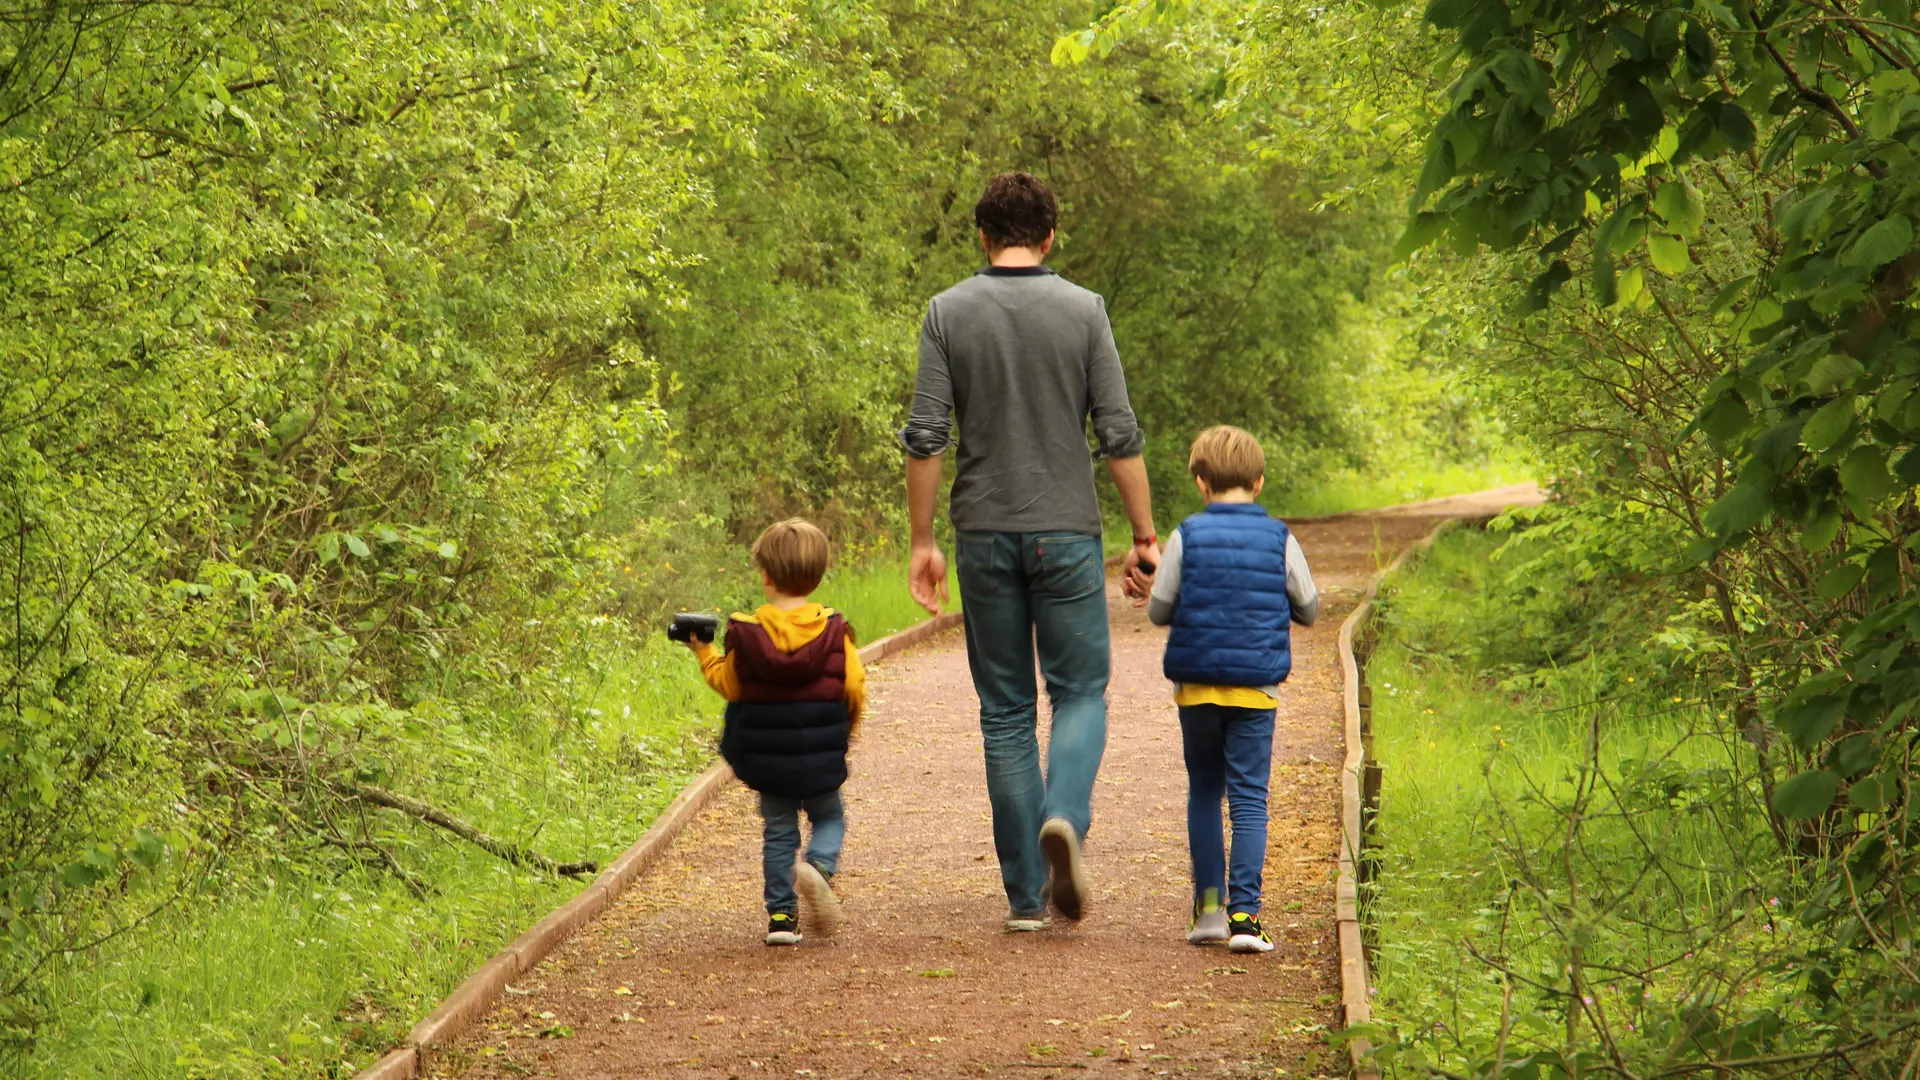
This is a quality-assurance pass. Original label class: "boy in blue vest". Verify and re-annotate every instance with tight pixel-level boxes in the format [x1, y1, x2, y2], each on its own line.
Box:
[1146, 426, 1319, 953]
[685, 519, 867, 946]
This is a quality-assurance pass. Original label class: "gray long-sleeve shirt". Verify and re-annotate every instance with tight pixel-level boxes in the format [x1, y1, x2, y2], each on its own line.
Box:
[899, 266, 1145, 535]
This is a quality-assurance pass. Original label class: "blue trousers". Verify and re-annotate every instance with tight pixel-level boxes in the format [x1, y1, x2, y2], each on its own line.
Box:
[956, 530, 1110, 918]
[759, 790, 845, 914]
[1178, 703, 1275, 916]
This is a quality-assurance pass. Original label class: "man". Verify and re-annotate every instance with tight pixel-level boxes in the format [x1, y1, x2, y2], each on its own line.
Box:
[901, 172, 1159, 929]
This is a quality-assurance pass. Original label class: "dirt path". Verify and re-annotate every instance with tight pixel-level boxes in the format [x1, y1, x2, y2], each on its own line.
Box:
[429, 485, 1541, 1080]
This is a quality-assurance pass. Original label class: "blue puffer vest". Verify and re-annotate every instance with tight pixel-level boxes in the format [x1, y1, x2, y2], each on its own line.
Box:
[1162, 503, 1293, 687]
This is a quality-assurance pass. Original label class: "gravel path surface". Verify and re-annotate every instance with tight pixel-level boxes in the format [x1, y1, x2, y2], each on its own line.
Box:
[429, 486, 1540, 1080]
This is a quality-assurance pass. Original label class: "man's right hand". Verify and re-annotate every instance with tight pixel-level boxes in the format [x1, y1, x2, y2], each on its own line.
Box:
[1121, 539, 1160, 607]
[909, 543, 950, 615]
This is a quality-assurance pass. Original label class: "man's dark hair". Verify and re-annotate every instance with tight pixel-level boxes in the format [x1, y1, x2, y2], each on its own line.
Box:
[973, 172, 1058, 251]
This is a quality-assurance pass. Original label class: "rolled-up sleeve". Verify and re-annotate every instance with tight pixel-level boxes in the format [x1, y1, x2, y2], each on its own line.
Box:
[899, 299, 955, 458]
[1086, 296, 1145, 459]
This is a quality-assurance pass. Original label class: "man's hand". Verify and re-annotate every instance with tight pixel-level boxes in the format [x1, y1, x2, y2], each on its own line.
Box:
[909, 543, 950, 615]
[1121, 539, 1159, 607]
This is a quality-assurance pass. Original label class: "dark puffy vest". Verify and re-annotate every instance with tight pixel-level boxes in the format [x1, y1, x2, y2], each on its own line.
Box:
[718, 614, 851, 799]
[1162, 504, 1293, 687]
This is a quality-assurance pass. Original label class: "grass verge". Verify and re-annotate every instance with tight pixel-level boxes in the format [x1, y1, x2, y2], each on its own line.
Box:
[1356, 527, 1794, 1077]
[15, 553, 948, 1079]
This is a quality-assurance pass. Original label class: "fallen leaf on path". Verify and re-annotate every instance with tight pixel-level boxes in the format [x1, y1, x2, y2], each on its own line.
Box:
[613, 986, 633, 995]
[1152, 1001, 1184, 1009]
[1095, 1010, 1132, 1023]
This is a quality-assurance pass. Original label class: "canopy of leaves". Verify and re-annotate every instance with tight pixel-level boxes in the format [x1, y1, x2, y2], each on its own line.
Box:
[1, 0, 1473, 1070]
[1064, 0, 1919, 1073]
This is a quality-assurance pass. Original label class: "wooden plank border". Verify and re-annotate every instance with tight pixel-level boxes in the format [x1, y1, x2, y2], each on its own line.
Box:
[352, 610, 965, 1079]
[1336, 518, 1490, 1078]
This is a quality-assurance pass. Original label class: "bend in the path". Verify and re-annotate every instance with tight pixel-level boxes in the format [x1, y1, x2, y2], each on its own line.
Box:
[428, 485, 1543, 1080]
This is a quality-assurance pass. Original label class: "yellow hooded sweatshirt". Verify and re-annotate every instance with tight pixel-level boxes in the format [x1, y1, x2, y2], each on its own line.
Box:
[692, 602, 867, 728]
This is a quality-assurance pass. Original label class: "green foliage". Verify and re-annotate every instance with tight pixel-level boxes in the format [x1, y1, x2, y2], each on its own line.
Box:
[1054, 0, 1920, 1068]
[1, 0, 1504, 1073]
[1362, 526, 1914, 1080]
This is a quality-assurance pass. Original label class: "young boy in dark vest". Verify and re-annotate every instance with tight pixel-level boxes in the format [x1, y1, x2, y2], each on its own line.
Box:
[686, 519, 867, 945]
[1146, 427, 1319, 954]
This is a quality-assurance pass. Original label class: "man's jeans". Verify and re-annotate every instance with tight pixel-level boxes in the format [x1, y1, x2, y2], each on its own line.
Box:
[956, 530, 1110, 917]
[1177, 703, 1275, 916]
[759, 790, 845, 914]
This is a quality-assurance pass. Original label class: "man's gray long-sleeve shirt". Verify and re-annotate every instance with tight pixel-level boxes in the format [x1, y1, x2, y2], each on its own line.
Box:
[899, 266, 1145, 535]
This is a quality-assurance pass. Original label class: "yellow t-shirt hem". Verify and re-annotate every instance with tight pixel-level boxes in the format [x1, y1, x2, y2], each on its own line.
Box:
[1173, 684, 1278, 709]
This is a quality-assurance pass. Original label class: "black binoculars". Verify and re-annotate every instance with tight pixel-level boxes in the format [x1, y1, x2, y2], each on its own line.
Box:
[666, 612, 720, 643]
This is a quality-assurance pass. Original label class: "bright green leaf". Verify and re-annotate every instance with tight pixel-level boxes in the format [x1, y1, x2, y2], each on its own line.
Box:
[1801, 506, 1842, 551]
[1647, 232, 1690, 274]
[1803, 353, 1865, 395]
[1704, 478, 1771, 536]
[1800, 396, 1856, 453]
[1849, 770, 1898, 812]
[1839, 445, 1895, 500]
[1841, 215, 1913, 268]
[1818, 562, 1867, 599]
[1653, 179, 1705, 235]
[1776, 694, 1846, 752]
[1771, 769, 1840, 820]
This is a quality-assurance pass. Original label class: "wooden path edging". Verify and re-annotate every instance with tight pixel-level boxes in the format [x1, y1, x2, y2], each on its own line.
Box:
[351, 610, 965, 1080]
[1335, 518, 1486, 1079]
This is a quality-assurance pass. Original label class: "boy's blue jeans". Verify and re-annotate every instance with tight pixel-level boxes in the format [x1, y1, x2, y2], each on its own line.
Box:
[1178, 703, 1275, 916]
[956, 530, 1110, 918]
[759, 790, 845, 914]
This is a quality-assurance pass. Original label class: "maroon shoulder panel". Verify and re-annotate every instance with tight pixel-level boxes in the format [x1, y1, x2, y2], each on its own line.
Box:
[726, 615, 848, 704]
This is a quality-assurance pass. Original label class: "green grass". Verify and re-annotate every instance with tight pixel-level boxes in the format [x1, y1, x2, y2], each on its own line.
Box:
[23, 631, 719, 1079]
[16, 551, 956, 1079]
[815, 549, 961, 642]
[1101, 457, 1536, 559]
[1265, 457, 1534, 519]
[1358, 530, 1790, 1076]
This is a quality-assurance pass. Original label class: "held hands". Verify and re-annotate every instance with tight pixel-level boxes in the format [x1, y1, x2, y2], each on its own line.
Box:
[909, 542, 950, 615]
[1121, 538, 1160, 608]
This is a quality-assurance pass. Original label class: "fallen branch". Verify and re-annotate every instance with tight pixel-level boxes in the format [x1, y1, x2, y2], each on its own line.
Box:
[318, 834, 435, 898]
[347, 783, 597, 878]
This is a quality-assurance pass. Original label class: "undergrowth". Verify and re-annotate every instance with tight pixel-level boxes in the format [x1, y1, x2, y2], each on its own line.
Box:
[13, 552, 952, 1079]
[1355, 524, 1853, 1078]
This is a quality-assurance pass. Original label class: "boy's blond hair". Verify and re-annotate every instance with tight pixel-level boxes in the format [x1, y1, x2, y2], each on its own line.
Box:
[1188, 425, 1265, 492]
[752, 518, 831, 596]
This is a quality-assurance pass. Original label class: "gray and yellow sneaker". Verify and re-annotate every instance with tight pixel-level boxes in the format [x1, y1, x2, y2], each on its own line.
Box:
[1187, 889, 1228, 945]
[1226, 911, 1275, 954]
[795, 860, 841, 936]
[765, 912, 802, 946]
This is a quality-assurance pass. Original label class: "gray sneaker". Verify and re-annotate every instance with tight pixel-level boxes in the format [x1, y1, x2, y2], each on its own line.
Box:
[1187, 891, 1228, 944]
[795, 860, 841, 936]
[1039, 818, 1088, 921]
[1004, 911, 1053, 932]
